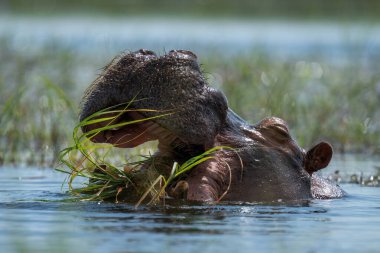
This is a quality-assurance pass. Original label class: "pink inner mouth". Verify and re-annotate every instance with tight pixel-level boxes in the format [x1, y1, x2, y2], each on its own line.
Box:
[85, 111, 176, 148]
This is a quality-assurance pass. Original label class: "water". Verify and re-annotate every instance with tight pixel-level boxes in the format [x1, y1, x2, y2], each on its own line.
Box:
[1, 156, 379, 253]
[1, 15, 380, 252]
[1, 15, 380, 61]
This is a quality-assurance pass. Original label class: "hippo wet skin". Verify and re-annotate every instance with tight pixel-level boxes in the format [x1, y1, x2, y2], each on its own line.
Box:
[80, 49, 345, 203]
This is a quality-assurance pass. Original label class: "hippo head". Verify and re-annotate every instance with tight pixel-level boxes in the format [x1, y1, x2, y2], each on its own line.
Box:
[201, 114, 334, 202]
[80, 49, 336, 203]
[80, 49, 227, 152]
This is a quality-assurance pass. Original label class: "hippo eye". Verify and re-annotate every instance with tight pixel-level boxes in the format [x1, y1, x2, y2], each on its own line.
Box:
[274, 124, 290, 136]
[266, 124, 291, 141]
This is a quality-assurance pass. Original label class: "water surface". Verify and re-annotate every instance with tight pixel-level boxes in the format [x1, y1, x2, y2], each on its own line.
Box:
[2, 15, 380, 61]
[1, 15, 380, 253]
[0, 157, 379, 253]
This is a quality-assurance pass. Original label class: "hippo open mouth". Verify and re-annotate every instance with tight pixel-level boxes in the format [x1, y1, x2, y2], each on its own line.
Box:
[80, 49, 345, 203]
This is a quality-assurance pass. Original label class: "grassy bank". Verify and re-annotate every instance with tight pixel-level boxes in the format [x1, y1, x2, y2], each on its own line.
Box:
[0, 36, 379, 167]
[3, 0, 380, 21]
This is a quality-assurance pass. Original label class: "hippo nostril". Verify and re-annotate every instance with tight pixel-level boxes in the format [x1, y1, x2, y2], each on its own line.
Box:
[168, 50, 198, 61]
[137, 49, 156, 56]
[133, 49, 157, 60]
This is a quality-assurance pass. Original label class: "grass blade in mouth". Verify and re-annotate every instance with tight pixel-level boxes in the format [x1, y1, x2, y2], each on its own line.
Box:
[57, 101, 232, 205]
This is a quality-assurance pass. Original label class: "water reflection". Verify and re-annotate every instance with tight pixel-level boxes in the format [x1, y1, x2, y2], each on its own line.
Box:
[68, 200, 332, 238]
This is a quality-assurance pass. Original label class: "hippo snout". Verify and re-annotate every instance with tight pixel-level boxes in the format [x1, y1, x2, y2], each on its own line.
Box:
[80, 49, 228, 149]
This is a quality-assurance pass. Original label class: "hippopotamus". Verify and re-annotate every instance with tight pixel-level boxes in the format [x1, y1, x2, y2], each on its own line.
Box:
[80, 49, 345, 203]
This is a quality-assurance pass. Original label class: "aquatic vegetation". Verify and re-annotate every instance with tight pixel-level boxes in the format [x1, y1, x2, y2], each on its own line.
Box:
[326, 169, 380, 187]
[1, 34, 380, 167]
[203, 54, 380, 154]
[0, 36, 92, 166]
[0, 77, 77, 166]
[57, 102, 228, 205]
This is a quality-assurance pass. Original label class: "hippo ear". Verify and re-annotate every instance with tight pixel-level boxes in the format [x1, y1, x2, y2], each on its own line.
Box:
[304, 142, 333, 174]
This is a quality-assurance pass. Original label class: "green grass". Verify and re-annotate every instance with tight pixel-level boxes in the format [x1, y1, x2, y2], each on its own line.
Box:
[0, 34, 379, 168]
[202, 54, 380, 153]
[56, 102, 230, 205]
[0, 36, 81, 166]
[5, 0, 380, 21]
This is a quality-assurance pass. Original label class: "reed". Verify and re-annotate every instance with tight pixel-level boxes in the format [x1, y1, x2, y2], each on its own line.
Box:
[202, 54, 380, 153]
[1, 34, 379, 168]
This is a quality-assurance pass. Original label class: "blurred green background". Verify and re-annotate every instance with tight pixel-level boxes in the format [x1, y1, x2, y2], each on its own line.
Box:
[3, 0, 380, 20]
[1, 0, 379, 166]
